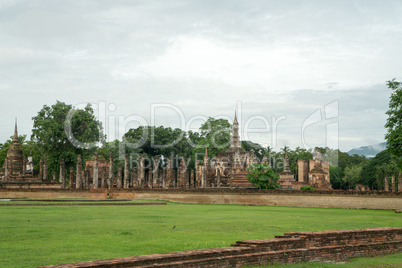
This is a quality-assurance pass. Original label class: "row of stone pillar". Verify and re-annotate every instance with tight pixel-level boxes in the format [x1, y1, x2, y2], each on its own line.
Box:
[384, 174, 402, 192]
[66, 153, 195, 190]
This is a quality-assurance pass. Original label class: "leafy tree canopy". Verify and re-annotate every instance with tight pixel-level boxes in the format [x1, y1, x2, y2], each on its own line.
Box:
[31, 101, 104, 175]
[361, 150, 399, 189]
[193, 117, 231, 158]
[246, 163, 280, 189]
[241, 140, 267, 160]
[123, 126, 200, 158]
[343, 165, 363, 189]
[385, 78, 402, 169]
[329, 165, 345, 190]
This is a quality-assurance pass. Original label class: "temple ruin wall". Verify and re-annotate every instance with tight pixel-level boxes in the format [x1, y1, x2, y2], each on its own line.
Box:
[1, 189, 401, 210]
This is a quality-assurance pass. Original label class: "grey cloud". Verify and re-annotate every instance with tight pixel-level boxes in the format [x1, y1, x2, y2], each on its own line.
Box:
[0, 0, 400, 153]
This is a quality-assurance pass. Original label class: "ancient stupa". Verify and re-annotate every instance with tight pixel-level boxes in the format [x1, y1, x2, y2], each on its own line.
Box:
[1, 119, 24, 176]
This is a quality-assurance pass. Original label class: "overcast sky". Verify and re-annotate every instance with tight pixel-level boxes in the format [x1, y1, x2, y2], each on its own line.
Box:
[1, 0, 401, 152]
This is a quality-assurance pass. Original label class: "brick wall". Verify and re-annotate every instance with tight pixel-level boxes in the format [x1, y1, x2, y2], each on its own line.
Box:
[40, 227, 402, 268]
[0, 189, 107, 199]
[1, 188, 401, 209]
[132, 189, 402, 210]
[108, 189, 136, 199]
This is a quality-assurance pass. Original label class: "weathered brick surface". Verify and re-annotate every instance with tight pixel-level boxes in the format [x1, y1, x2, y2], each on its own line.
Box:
[133, 190, 402, 210]
[108, 190, 136, 199]
[1, 188, 402, 209]
[0, 188, 107, 199]
[39, 228, 402, 268]
[0, 202, 166, 206]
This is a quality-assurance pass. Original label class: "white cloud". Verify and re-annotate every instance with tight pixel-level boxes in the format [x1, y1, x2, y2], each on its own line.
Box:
[0, 0, 401, 153]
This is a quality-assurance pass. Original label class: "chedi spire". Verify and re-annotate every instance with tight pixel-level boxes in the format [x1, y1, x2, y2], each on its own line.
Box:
[13, 118, 19, 144]
[230, 111, 240, 148]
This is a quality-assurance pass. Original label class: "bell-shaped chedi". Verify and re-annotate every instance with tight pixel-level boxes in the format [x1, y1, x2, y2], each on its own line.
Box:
[278, 153, 296, 189]
[2, 119, 24, 176]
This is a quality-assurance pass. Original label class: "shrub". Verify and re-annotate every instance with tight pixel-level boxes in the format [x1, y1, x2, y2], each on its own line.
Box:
[300, 185, 317, 191]
[246, 163, 280, 189]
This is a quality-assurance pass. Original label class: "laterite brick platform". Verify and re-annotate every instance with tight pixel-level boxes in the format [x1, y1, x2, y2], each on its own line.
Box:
[40, 227, 402, 267]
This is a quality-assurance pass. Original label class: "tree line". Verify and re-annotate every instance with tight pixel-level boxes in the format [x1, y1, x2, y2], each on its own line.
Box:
[1, 79, 400, 189]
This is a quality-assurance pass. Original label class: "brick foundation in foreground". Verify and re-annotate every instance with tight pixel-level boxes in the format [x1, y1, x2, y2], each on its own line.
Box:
[40, 227, 402, 267]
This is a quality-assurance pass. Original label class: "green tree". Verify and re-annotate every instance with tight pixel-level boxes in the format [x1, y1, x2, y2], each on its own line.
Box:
[361, 150, 398, 189]
[123, 126, 201, 170]
[31, 101, 104, 176]
[193, 118, 231, 158]
[385, 78, 402, 169]
[241, 141, 267, 160]
[246, 163, 280, 189]
[343, 165, 363, 189]
[329, 165, 345, 189]
[374, 162, 399, 190]
[123, 126, 198, 158]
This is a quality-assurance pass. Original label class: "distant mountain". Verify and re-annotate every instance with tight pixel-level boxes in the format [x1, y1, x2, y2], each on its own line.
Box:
[347, 142, 387, 158]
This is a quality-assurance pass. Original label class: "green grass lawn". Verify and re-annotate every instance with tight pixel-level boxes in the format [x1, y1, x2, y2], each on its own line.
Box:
[0, 201, 401, 267]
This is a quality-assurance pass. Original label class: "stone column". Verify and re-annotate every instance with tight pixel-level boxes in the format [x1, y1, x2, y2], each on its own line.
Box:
[158, 168, 163, 188]
[201, 166, 206, 188]
[178, 158, 187, 189]
[100, 167, 106, 188]
[392, 175, 396, 192]
[138, 156, 145, 188]
[172, 169, 177, 188]
[131, 167, 137, 188]
[81, 169, 85, 189]
[76, 154, 82, 189]
[52, 172, 57, 182]
[167, 157, 173, 188]
[60, 158, 65, 189]
[153, 156, 159, 187]
[148, 168, 154, 189]
[43, 163, 48, 181]
[85, 167, 90, 189]
[93, 152, 99, 189]
[39, 158, 43, 180]
[190, 169, 194, 188]
[195, 160, 200, 188]
[384, 177, 389, 192]
[216, 169, 221, 187]
[108, 153, 114, 189]
[124, 154, 129, 189]
[22, 158, 26, 175]
[69, 167, 74, 189]
[162, 167, 167, 189]
[4, 157, 9, 179]
[116, 166, 122, 189]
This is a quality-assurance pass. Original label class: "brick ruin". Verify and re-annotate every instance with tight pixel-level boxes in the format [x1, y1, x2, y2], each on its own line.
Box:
[0, 120, 43, 183]
[295, 149, 332, 190]
[40, 227, 402, 267]
[0, 115, 261, 190]
[277, 152, 296, 188]
[196, 113, 258, 188]
[277, 149, 333, 190]
[2, 117, 401, 192]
